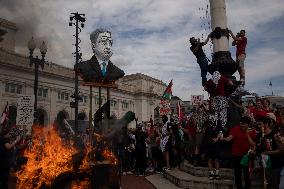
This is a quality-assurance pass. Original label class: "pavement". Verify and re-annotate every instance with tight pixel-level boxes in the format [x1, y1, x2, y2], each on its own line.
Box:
[146, 173, 181, 189]
[8, 171, 159, 189]
[121, 174, 156, 189]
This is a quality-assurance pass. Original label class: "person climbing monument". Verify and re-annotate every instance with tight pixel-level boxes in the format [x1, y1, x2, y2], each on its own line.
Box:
[189, 33, 211, 86]
[229, 30, 247, 86]
[204, 71, 233, 130]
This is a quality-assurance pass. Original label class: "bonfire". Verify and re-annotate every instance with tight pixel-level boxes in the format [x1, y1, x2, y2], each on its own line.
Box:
[16, 125, 117, 189]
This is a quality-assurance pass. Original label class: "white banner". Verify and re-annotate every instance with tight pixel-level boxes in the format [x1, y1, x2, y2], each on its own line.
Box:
[16, 95, 35, 126]
[191, 95, 204, 106]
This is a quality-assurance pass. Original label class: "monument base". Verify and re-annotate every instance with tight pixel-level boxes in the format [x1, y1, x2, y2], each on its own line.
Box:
[208, 51, 238, 75]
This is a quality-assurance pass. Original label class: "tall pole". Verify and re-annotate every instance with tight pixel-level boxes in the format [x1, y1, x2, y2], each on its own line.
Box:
[89, 86, 93, 145]
[210, 0, 229, 53]
[34, 61, 39, 113]
[69, 12, 85, 133]
[107, 88, 110, 118]
[75, 17, 79, 133]
[208, 0, 238, 76]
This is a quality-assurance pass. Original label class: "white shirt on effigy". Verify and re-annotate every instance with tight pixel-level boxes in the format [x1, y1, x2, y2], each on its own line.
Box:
[98, 59, 108, 72]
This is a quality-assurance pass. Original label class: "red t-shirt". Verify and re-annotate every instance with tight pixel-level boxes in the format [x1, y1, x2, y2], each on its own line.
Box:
[236, 37, 247, 57]
[230, 125, 255, 156]
[185, 120, 196, 136]
[205, 76, 229, 97]
[249, 107, 267, 120]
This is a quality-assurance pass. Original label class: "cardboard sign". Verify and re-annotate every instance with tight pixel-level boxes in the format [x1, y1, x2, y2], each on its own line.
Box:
[16, 95, 35, 126]
[159, 99, 171, 115]
[191, 95, 204, 106]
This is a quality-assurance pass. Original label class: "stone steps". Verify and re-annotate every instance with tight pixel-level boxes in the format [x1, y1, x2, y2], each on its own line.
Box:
[181, 162, 234, 180]
[163, 169, 234, 189]
[146, 174, 182, 189]
[162, 162, 264, 189]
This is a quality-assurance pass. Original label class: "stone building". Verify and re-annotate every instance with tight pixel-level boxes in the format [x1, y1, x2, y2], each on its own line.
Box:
[0, 18, 166, 128]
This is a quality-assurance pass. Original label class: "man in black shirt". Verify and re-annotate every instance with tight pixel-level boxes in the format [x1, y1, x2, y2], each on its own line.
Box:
[0, 132, 21, 189]
[255, 114, 284, 189]
[189, 33, 211, 86]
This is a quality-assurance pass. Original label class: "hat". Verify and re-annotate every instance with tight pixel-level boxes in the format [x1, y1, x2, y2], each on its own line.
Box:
[266, 113, 276, 122]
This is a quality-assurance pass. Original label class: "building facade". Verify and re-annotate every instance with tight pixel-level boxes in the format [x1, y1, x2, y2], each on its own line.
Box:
[0, 18, 166, 128]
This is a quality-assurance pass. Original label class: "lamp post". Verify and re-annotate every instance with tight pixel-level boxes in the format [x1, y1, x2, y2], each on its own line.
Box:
[27, 37, 47, 124]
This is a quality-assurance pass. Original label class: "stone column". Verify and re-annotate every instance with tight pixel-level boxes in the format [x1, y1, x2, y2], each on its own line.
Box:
[210, 0, 229, 52]
[208, 0, 238, 75]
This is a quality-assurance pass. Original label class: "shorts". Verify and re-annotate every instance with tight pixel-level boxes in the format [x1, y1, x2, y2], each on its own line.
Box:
[205, 142, 221, 160]
[195, 132, 204, 146]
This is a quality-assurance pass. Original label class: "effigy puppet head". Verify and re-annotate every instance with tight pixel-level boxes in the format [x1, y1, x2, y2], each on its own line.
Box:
[90, 28, 113, 61]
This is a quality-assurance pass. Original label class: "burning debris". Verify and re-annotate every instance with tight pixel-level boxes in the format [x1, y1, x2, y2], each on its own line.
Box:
[16, 110, 135, 189]
[15, 126, 116, 189]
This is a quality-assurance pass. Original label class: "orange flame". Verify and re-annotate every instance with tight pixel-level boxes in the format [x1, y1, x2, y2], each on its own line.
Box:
[16, 126, 80, 188]
[102, 149, 118, 165]
[16, 125, 117, 189]
[71, 179, 90, 189]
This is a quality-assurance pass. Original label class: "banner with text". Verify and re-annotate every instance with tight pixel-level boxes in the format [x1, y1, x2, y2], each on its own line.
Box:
[191, 95, 204, 106]
[159, 99, 171, 116]
[16, 95, 35, 126]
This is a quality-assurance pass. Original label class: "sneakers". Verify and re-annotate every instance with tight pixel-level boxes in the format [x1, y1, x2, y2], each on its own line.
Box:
[215, 173, 221, 180]
[163, 167, 171, 171]
[215, 169, 221, 180]
[146, 167, 154, 173]
[155, 170, 163, 174]
[208, 170, 221, 180]
[209, 172, 215, 180]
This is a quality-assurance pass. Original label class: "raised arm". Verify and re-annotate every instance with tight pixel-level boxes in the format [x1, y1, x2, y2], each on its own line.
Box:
[203, 33, 212, 45]
[229, 30, 242, 41]
[192, 38, 202, 53]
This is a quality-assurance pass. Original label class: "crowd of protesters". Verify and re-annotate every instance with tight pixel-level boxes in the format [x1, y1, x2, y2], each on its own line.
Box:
[1, 96, 284, 189]
[119, 97, 284, 189]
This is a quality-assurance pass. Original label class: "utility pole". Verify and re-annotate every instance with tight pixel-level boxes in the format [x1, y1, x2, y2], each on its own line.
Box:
[69, 12, 86, 133]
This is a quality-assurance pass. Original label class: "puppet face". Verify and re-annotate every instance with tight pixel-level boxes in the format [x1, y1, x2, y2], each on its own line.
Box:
[94, 32, 113, 61]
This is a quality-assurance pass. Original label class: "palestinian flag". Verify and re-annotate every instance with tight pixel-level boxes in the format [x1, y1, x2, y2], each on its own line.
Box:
[162, 80, 173, 100]
[177, 100, 183, 122]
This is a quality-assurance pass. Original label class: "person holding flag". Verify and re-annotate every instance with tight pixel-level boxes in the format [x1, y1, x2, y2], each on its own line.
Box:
[159, 80, 172, 116]
[159, 80, 173, 171]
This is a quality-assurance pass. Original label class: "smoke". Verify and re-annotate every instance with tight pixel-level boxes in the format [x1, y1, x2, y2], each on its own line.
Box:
[0, 0, 82, 67]
[0, 0, 41, 48]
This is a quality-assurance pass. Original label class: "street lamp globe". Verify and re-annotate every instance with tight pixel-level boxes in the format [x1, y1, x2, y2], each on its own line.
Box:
[27, 37, 36, 52]
[39, 41, 47, 55]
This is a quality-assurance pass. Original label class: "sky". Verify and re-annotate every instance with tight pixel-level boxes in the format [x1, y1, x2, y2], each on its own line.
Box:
[0, 0, 283, 100]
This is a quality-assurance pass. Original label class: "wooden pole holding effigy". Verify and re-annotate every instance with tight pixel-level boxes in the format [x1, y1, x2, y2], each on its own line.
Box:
[82, 81, 118, 188]
[89, 86, 93, 146]
[99, 87, 102, 109]
[107, 88, 110, 118]
[88, 85, 93, 189]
